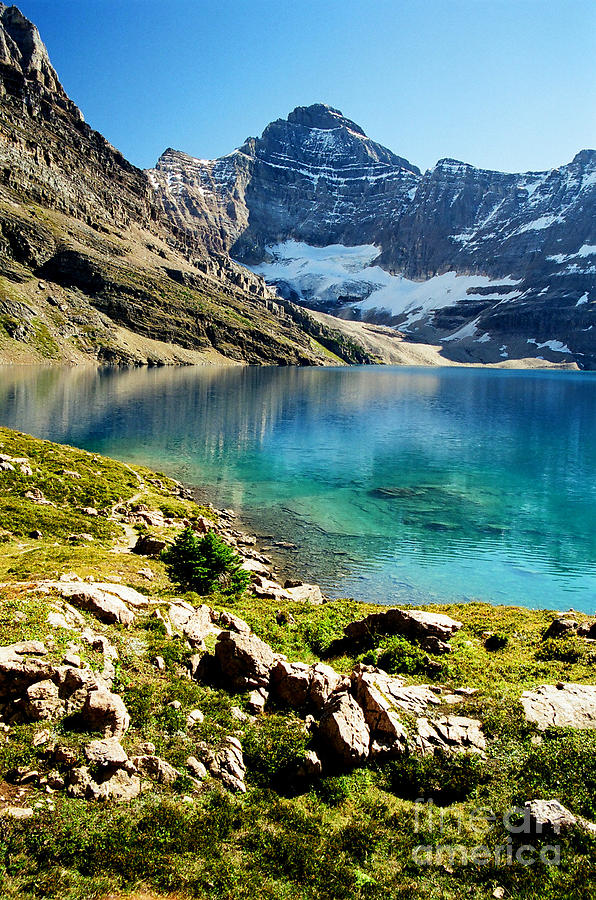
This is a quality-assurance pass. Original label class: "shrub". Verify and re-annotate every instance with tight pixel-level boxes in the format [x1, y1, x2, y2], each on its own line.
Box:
[516, 729, 596, 818]
[243, 714, 310, 786]
[162, 526, 250, 595]
[484, 632, 509, 651]
[536, 636, 587, 663]
[383, 751, 489, 805]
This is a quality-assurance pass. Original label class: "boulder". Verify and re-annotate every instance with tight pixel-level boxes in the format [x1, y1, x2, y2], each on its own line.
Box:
[521, 683, 596, 729]
[351, 669, 409, 756]
[168, 602, 214, 648]
[544, 618, 579, 639]
[22, 679, 64, 721]
[53, 583, 135, 626]
[415, 715, 486, 756]
[319, 691, 370, 765]
[524, 799, 596, 836]
[207, 736, 246, 793]
[84, 738, 128, 768]
[270, 660, 312, 707]
[131, 755, 179, 786]
[91, 583, 149, 609]
[0, 642, 54, 701]
[187, 755, 208, 780]
[285, 583, 325, 605]
[213, 630, 277, 690]
[298, 749, 323, 778]
[81, 688, 130, 738]
[341, 608, 462, 654]
[309, 663, 348, 709]
[269, 660, 348, 710]
[68, 765, 141, 802]
[132, 534, 167, 556]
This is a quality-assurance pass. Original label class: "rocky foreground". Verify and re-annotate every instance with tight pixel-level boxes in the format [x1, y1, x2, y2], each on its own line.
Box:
[0, 426, 594, 900]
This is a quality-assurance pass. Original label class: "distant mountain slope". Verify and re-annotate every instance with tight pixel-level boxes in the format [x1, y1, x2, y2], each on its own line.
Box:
[149, 105, 595, 368]
[0, 7, 373, 367]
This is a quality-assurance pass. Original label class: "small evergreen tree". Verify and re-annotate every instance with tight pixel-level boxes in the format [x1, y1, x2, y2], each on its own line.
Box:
[162, 526, 251, 595]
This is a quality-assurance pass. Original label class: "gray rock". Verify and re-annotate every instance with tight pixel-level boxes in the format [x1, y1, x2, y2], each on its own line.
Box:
[131, 754, 179, 786]
[213, 629, 277, 691]
[23, 679, 63, 721]
[200, 736, 247, 793]
[84, 738, 128, 768]
[524, 799, 596, 836]
[81, 687, 130, 738]
[415, 716, 486, 756]
[341, 608, 462, 654]
[319, 690, 370, 765]
[521, 683, 596, 730]
[53, 582, 135, 626]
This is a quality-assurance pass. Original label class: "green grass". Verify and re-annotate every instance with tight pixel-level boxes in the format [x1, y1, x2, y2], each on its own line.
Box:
[0, 426, 594, 900]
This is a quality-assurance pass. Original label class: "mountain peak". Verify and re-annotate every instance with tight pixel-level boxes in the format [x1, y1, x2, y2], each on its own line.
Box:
[286, 103, 366, 136]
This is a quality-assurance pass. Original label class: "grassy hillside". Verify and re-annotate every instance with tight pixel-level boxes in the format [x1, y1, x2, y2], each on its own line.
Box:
[0, 427, 594, 900]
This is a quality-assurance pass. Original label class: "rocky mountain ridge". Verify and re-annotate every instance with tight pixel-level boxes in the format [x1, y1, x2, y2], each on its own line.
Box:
[0, 6, 374, 367]
[150, 105, 595, 368]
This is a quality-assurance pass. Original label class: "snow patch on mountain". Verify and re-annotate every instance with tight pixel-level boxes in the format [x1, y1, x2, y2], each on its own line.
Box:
[248, 241, 521, 327]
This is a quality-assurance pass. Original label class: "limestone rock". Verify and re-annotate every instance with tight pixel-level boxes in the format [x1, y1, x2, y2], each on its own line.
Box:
[285, 583, 325, 604]
[187, 755, 208, 780]
[521, 683, 596, 729]
[269, 659, 348, 710]
[81, 688, 130, 738]
[68, 765, 141, 801]
[0, 641, 54, 701]
[53, 582, 135, 626]
[132, 534, 167, 556]
[415, 715, 486, 756]
[341, 608, 462, 654]
[213, 629, 277, 691]
[84, 738, 128, 768]
[23, 679, 63, 721]
[318, 690, 370, 765]
[131, 754, 179, 786]
[351, 668, 409, 756]
[206, 736, 246, 793]
[168, 601, 214, 648]
[524, 799, 596, 836]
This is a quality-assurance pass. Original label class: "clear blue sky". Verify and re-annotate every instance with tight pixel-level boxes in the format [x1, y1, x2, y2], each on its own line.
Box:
[17, 0, 596, 174]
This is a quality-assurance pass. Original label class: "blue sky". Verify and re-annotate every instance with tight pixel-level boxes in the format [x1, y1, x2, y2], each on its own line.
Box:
[18, 0, 596, 174]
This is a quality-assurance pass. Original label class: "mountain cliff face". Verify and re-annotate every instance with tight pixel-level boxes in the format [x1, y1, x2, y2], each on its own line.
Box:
[150, 106, 595, 368]
[0, 7, 373, 367]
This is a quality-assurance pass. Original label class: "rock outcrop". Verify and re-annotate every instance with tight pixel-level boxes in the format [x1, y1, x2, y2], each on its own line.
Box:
[521, 683, 596, 729]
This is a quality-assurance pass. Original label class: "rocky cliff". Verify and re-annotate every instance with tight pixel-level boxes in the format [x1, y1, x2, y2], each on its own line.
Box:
[0, 7, 373, 367]
[150, 105, 595, 368]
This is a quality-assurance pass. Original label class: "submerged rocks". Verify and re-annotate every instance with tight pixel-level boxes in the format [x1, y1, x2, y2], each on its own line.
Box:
[521, 683, 596, 730]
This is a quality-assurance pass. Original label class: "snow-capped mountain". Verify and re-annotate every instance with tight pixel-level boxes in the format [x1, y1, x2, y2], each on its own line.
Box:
[148, 104, 596, 368]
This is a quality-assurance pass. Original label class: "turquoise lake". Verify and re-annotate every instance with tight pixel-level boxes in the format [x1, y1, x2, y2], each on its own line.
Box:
[1, 364, 595, 613]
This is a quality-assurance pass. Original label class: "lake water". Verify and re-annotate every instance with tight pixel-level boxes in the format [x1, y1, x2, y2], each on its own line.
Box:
[1, 364, 595, 613]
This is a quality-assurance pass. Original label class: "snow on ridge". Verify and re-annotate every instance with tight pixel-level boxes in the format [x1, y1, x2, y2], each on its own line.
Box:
[245, 240, 521, 328]
[527, 338, 572, 353]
